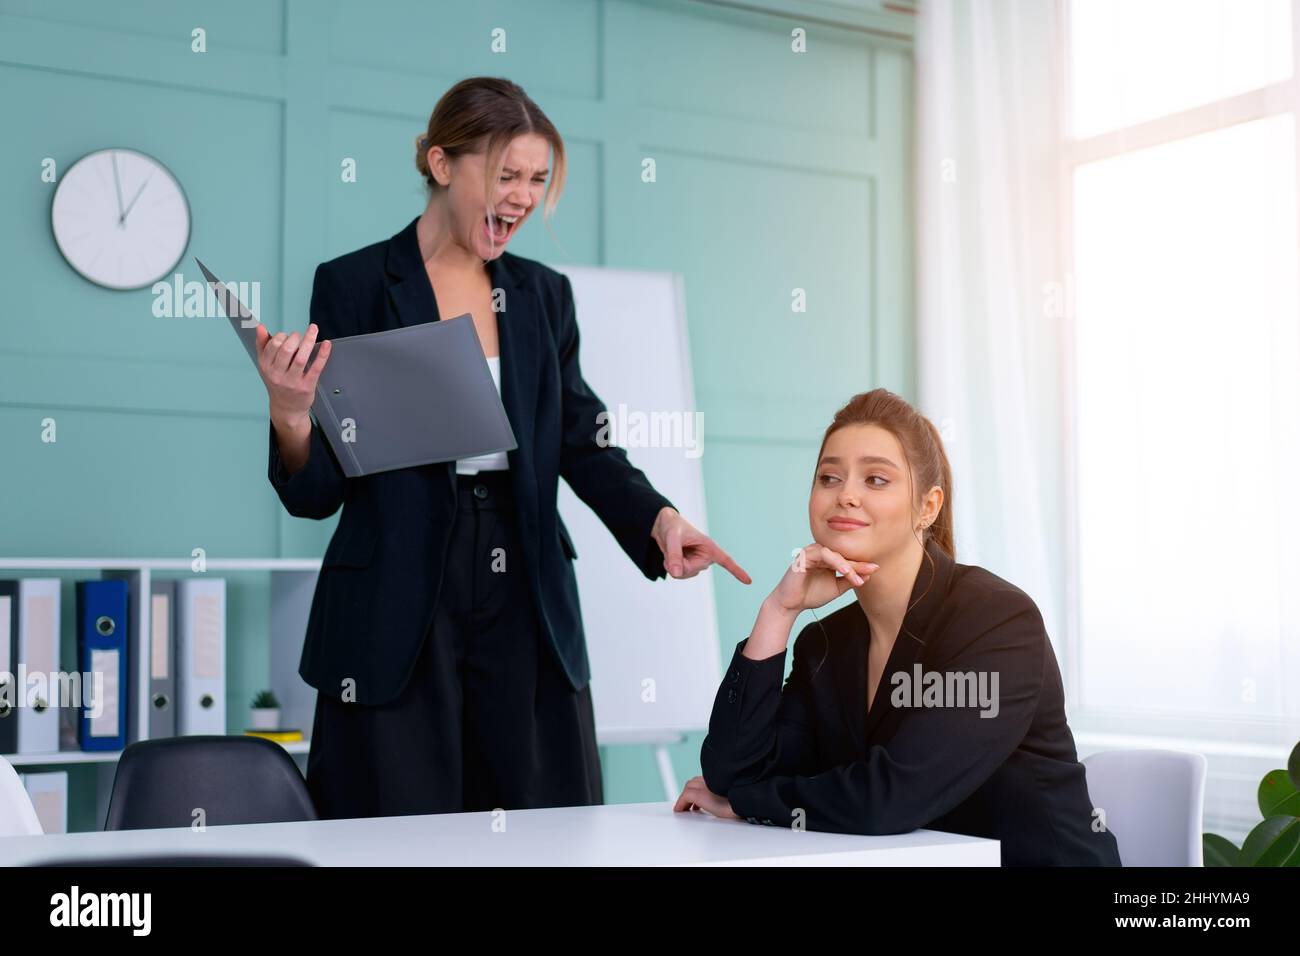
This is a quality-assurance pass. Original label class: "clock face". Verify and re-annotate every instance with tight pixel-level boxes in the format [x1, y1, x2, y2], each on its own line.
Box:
[51, 148, 190, 290]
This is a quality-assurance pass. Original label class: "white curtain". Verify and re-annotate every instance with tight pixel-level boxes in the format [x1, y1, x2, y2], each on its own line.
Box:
[914, 0, 1068, 645]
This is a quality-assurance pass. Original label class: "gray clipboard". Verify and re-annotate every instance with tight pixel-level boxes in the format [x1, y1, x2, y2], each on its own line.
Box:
[197, 257, 517, 477]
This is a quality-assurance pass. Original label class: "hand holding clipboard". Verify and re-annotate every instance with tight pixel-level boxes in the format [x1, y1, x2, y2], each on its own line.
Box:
[197, 257, 517, 477]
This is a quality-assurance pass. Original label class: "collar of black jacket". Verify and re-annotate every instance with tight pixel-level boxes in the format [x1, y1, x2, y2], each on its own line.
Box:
[384, 214, 524, 328]
[832, 536, 958, 748]
[898, 535, 957, 647]
[826, 536, 957, 654]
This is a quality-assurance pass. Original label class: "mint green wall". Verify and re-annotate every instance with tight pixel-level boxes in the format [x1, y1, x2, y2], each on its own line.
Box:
[0, 0, 914, 826]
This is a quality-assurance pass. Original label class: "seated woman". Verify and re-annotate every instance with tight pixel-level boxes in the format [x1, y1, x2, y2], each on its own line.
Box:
[674, 388, 1121, 867]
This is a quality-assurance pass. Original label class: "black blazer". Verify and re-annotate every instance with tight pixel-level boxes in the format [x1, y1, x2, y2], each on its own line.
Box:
[700, 538, 1122, 866]
[267, 215, 675, 705]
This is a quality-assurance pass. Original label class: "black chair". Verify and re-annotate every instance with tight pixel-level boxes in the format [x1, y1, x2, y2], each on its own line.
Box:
[103, 736, 318, 831]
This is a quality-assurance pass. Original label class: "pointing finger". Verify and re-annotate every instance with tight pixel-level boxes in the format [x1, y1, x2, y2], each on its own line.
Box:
[709, 541, 752, 584]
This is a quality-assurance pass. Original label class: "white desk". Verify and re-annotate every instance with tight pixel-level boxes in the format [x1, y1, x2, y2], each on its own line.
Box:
[0, 801, 999, 866]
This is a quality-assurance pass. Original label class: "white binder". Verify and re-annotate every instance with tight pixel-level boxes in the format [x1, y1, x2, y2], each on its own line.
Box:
[22, 770, 68, 834]
[147, 579, 177, 739]
[175, 578, 226, 736]
[17, 578, 60, 754]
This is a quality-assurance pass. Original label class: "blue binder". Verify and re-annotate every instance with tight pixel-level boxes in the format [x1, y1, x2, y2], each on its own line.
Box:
[75, 579, 128, 752]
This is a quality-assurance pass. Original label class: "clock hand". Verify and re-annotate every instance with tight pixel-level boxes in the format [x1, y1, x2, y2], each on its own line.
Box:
[112, 152, 126, 226]
[119, 172, 155, 226]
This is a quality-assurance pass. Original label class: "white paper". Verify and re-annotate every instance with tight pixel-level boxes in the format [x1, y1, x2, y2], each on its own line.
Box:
[150, 594, 170, 680]
[89, 648, 119, 738]
[193, 594, 221, 680]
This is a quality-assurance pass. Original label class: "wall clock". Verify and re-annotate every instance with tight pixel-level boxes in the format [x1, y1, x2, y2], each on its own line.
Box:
[51, 147, 190, 290]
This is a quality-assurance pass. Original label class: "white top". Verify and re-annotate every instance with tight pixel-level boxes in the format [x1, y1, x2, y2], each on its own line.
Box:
[0, 801, 1000, 866]
[455, 354, 509, 474]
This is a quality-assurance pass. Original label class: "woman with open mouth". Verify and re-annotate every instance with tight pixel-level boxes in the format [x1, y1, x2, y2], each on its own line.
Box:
[674, 388, 1121, 867]
[257, 76, 750, 821]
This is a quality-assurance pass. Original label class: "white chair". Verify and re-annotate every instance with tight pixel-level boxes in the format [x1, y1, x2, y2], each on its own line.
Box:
[1082, 748, 1208, 866]
[0, 755, 44, 837]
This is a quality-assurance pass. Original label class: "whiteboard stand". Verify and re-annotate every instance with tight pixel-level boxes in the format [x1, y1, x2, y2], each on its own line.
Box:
[653, 740, 682, 800]
[599, 728, 692, 801]
[553, 265, 722, 807]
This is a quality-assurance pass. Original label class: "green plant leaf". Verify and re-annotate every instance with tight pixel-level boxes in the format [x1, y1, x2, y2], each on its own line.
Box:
[1202, 833, 1241, 867]
[1289, 740, 1300, 790]
[1259, 769, 1300, 817]
[1240, 815, 1300, 866]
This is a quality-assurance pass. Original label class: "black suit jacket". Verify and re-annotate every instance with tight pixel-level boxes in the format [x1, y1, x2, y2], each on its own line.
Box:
[268, 215, 676, 705]
[700, 538, 1122, 867]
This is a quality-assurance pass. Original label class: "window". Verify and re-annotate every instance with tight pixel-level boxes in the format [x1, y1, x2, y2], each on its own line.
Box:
[1070, 0, 1292, 137]
[1064, 0, 1300, 739]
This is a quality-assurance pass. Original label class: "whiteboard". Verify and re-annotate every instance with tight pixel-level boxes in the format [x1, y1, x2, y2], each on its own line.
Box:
[549, 265, 720, 740]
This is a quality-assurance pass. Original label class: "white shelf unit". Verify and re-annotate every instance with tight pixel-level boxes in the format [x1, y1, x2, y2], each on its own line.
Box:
[0, 558, 321, 830]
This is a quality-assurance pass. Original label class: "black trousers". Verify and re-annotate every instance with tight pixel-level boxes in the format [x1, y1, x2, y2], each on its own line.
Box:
[305, 469, 604, 819]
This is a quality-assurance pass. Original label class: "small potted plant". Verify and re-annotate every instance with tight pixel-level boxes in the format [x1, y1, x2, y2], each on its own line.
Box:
[1204, 740, 1300, 866]
[249, 690, 281, 731]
